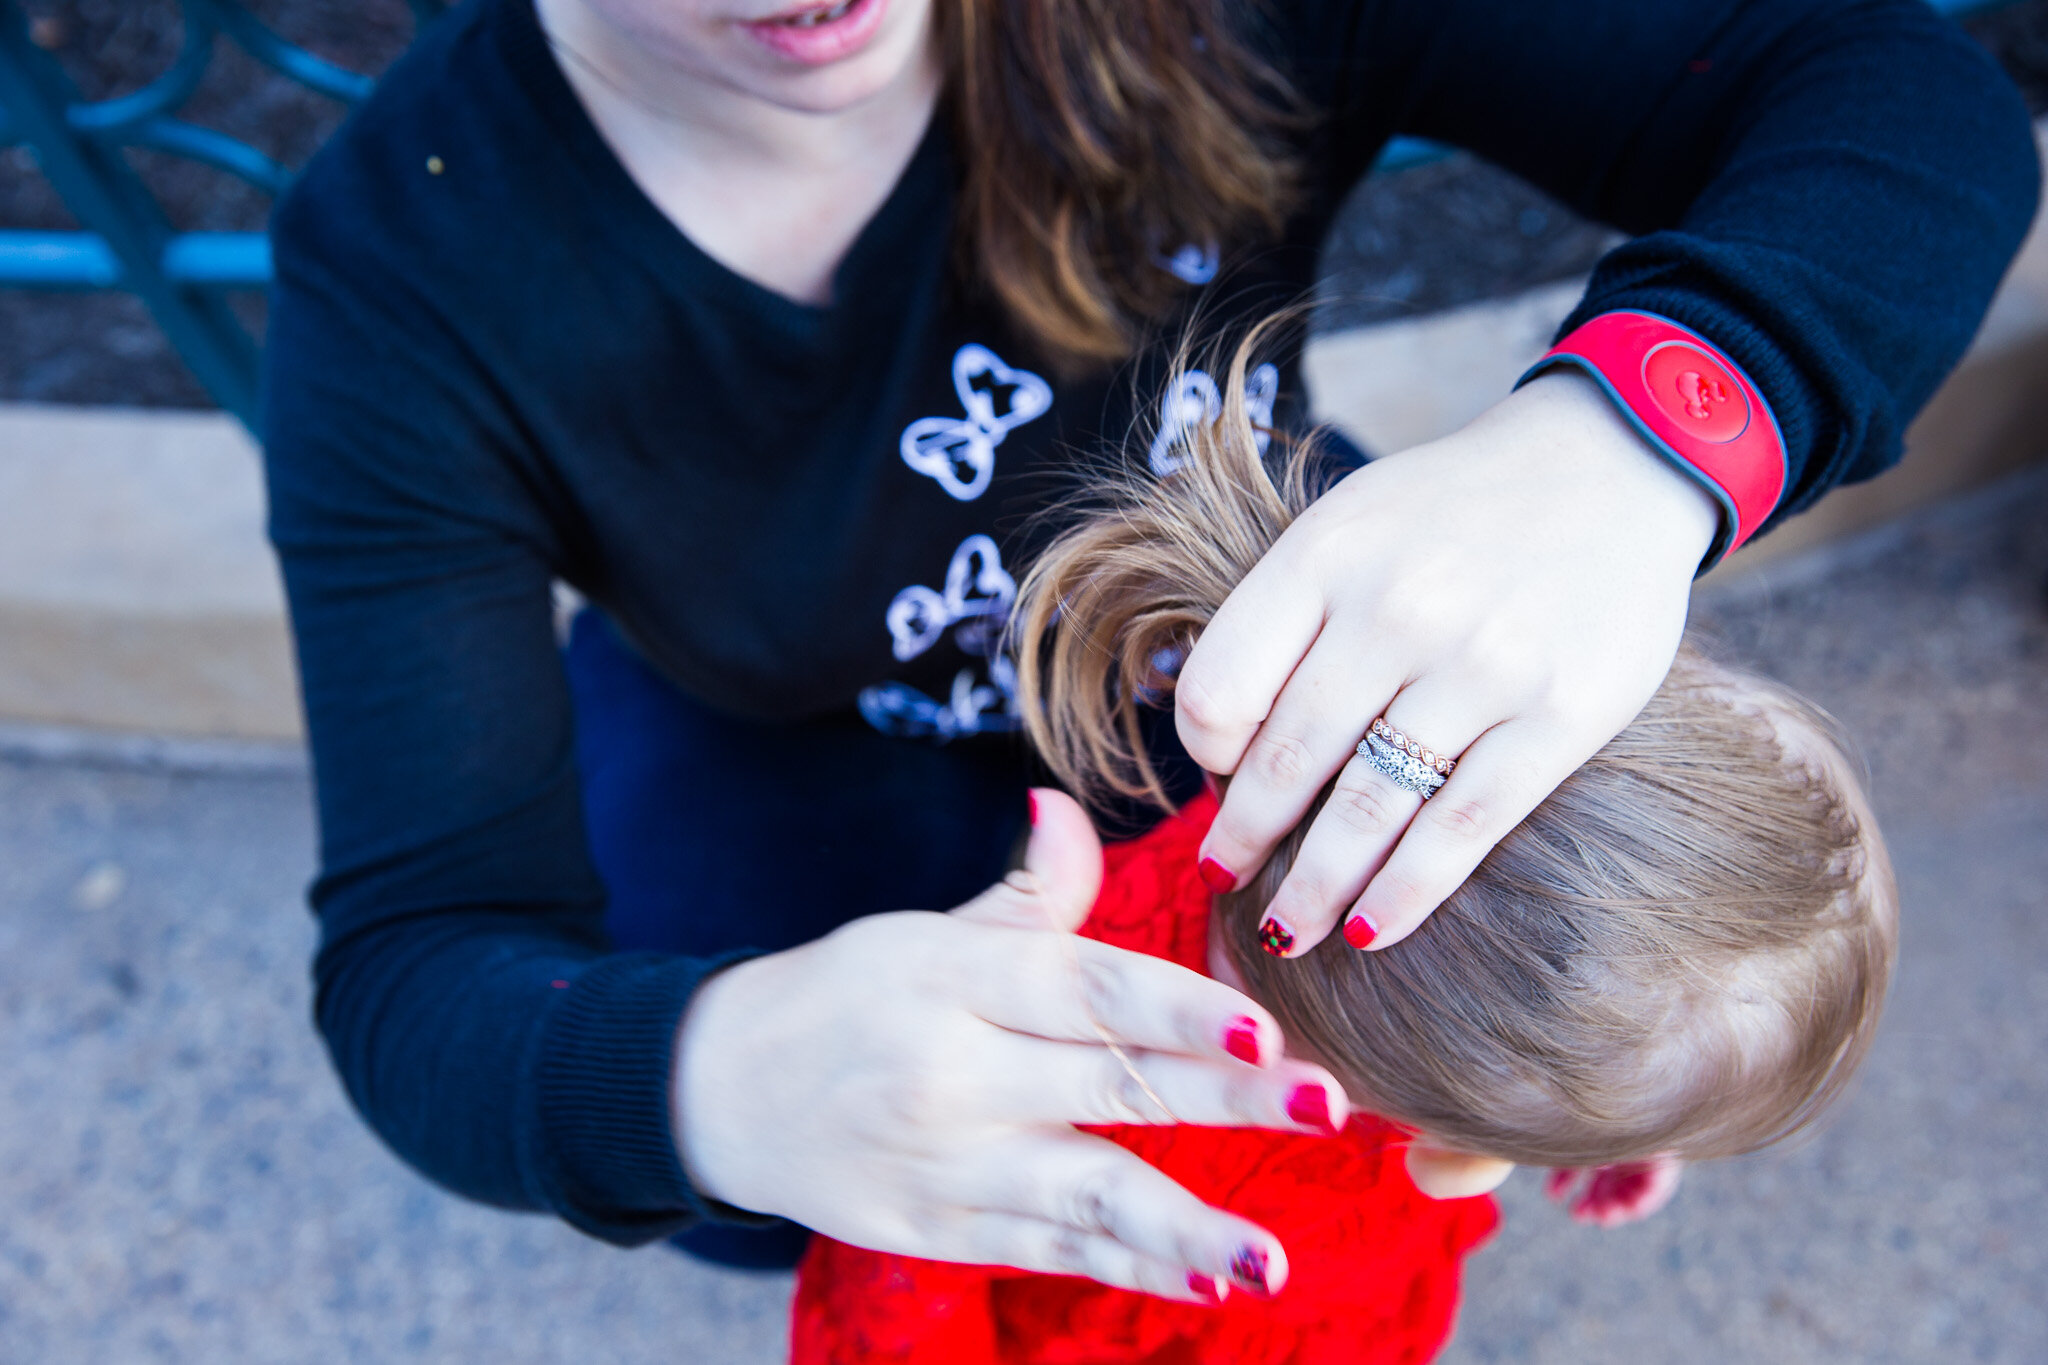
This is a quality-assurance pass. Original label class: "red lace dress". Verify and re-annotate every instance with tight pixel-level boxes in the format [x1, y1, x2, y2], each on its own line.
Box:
[789, 792, 1499, 1365]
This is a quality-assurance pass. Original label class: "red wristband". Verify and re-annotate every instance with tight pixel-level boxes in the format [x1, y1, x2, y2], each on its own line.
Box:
[1517, 310, 1786, 570]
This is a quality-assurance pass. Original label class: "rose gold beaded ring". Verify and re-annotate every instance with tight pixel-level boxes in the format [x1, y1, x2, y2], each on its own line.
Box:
[1356, 716, 1457, 799]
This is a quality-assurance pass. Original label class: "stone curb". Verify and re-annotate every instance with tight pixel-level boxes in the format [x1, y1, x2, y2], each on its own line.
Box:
[0, 718, 306, 775]
[0, 404, 297, 739]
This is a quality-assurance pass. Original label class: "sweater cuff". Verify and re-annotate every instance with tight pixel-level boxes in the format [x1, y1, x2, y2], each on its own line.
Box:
[528, 948, 775, 1245]
[1558, 241, 1835, 535]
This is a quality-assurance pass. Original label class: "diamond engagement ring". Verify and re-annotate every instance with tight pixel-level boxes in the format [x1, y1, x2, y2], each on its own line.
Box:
[1356, 717, 1457, 799]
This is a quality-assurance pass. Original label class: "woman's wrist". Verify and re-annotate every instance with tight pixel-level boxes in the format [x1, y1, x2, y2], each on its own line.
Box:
[1485, 369, 1722, 575]
[670, 949, 781, 1212]
[1518, 311, 1788, 569]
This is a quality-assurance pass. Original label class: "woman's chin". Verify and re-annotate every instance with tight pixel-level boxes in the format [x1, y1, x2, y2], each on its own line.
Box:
[739, 64, 908, 114]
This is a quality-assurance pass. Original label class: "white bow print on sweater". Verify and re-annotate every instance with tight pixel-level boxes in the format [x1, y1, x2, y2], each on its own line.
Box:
[1147, 362, 1278, 475]
[859, 655, 1020, 743]
[1154, 239, 1220, 285]
[885, 534, 1015, 662]
[863, 534, 1021, 742]
[900, 344, 1053, 502]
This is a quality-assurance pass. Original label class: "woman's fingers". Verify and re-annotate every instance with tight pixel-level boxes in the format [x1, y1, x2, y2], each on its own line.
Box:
[1194, 636, 1408, 906]
[950, 787, 1103, 934]
[956, 924, 1288, 1067]
[1352, 716, 1580, 950]
[1254, 748, 1420, 956]
[952, 1212, 1231, 1302]
[945, 792, 1289, 1065]
[1171, 525, 1329, 780]
[1252, 684, 1491, 955]
[956, 1131, 1288, 1298]
[972, 1032, 1348, 1134]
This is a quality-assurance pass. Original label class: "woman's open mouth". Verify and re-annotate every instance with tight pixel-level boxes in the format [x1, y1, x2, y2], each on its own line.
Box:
[741, 0, 889, 66]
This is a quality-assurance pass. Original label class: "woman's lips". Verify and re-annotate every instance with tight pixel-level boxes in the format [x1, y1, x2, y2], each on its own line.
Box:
[740, 0, 888, 65]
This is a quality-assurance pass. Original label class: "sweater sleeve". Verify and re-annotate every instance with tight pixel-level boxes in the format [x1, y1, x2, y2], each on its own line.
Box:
[1306, 0, 2041, 526]
[261, 197, 758, 1247]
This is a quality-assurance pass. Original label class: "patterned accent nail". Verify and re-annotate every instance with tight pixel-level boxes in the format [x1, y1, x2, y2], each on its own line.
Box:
[1286, 1083, 1336, 1134]
[1229, 1245, 1275, 1298]
[1223, 1016, 1261, 1065]
[1256, 917, 1294, 956]
[1197, 857, 1236, 895]
[1186, 1270, 1227, 1305]
[1342, 914, 1379, 950]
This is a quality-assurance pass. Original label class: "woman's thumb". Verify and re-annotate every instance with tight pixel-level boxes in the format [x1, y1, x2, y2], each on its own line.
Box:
[950, 788, 1104, 932]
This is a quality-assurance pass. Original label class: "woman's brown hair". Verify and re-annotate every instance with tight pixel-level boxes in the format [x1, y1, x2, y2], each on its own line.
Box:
[940, 0, 1301, 368]
[1013, 329, 1898, 1167]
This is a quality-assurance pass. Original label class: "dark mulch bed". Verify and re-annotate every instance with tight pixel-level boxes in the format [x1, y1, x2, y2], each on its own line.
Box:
[2, 0, 416, 407]
[2, 0, 2043, 409]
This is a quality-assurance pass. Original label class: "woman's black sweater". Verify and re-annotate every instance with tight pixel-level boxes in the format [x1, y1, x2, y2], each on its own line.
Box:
[261, 0, 2038, 1244]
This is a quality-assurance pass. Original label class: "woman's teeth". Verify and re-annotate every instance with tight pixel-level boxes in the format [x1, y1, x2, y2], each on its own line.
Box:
[781, 0, 855, 25]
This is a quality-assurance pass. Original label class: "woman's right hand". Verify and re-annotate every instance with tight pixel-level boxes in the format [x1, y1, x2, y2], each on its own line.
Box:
[671, 789, 1349, 1303]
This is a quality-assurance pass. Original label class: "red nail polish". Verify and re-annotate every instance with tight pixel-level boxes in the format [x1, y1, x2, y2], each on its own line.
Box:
[1286, 1083, 1336, 1134]
[1027, 791, 1039, 826]
[1223, 1016, 1261, 1065]
[1229, 1245, 1275, 1298]
[1256, 917, 1294, 956]
[1197, 857, 1236, 895]
[1186, 1270, 1226, 1304]
[1342, 914, 1378, 950]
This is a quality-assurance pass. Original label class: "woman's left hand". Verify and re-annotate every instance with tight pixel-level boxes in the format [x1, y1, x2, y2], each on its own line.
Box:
[1177, 371, 1722, 955]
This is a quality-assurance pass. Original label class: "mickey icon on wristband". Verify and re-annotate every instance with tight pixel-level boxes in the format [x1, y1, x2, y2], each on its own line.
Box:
[1643, 342, 1750, 444]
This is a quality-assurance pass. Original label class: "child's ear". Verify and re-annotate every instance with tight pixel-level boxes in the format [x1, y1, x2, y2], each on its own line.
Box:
[1405, 1145, 1515, 1200]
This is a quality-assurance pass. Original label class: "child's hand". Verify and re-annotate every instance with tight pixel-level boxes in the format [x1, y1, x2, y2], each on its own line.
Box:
[1544, 1156, 1682, 1227]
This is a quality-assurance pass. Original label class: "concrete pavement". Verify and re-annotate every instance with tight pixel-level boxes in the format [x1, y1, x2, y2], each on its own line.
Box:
[0, 762, 789, 1361]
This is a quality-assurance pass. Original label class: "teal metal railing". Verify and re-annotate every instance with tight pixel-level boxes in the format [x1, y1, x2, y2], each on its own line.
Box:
[0, 1, 445, 424]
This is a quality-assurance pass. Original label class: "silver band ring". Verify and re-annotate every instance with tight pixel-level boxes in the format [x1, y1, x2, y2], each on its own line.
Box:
[1355, 717, 1458, 800]
[1356, 734, 1448, 799]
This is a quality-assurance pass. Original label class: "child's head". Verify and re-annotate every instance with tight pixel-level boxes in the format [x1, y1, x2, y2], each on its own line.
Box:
[1014, 330, 1897, 1173]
